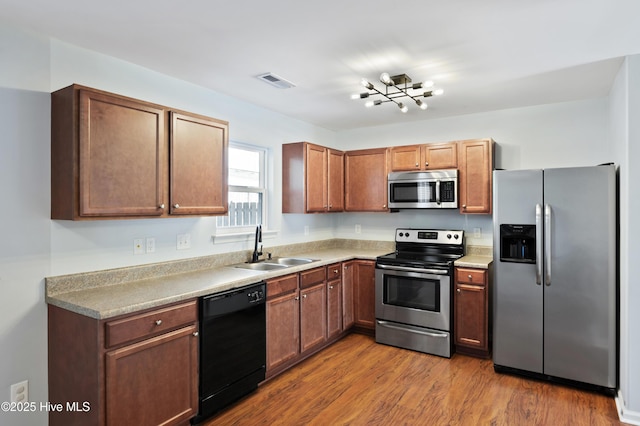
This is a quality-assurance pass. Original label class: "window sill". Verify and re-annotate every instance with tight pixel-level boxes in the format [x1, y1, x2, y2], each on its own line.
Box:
[212, 229, 278, 244]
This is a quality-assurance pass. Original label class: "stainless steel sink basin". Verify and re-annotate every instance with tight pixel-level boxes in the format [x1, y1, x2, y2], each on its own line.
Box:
[233, 257, 318, 271]
[234, 262, 289, 271]
[268, 257, 318, 266]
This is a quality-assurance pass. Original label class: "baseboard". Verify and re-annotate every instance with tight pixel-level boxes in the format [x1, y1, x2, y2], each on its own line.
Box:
[616, 389, 640, 425]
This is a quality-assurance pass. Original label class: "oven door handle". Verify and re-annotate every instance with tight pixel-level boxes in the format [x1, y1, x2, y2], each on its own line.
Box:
[376, 264, 449, 275]
[376, 321, 449, 338]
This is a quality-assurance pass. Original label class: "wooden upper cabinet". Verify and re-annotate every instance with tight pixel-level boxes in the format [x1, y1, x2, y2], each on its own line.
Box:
[458, 138, 494, 214]
[423, 142, 458, 169]
[51, 84, 228, 220]
[344, 148, 389, 212]
[389, 142, 457, 171]
[327, 149, 345, 212]
[282, 142, 344, 213]
[169, 112, 228, 215]
[389, 144, 422, 171]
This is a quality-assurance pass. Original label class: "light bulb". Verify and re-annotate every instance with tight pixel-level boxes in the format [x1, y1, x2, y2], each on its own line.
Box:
[350, 94, 360, 100]
[380, 72, 392, 85]
[365, 100, 375, 108]
[398, 103, 408, 113]
[433, 88, 444, 96]
[361, 78, 373, 90]
[416, 99, 428, 110]
[423, 80, 434, 88]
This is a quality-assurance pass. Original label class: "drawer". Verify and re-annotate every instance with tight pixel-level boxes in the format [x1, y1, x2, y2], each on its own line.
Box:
[267, 273, 299, 298]
[105, 300, 197, 348]
[326, 263, 342, 281]
[455, 268, 487, 285]
[300, 266, 326, 288]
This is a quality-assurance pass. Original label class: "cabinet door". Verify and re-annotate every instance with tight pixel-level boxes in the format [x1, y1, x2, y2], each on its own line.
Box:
[78, 89, 165, 217]
[305, 144, 328, 212]
[300, 283, 327, 353]
[458, 139, 493, 214]
[327, 279, 343, 339]
[342, 262, 355, 329]
[422, 142, 458, 169]
[353, 260, 376, 330]
[105, 325, 198, 426]
[455, 283, 488, 351]
[389, 145, 422, 171]
[266, 290, 300, 373]
[344, 148, 388, 212]
[327, 149, 344, 211]
[169, 112, 228, 215]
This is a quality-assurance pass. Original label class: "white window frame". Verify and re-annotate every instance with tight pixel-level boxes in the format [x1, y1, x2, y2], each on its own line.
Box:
[213, 141, 269, 241]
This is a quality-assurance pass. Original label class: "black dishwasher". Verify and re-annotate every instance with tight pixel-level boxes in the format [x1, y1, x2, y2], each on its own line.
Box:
[192, 282, 266, 424]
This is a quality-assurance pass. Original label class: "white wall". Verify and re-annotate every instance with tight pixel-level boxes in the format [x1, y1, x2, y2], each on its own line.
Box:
[0, 22, 635, 426]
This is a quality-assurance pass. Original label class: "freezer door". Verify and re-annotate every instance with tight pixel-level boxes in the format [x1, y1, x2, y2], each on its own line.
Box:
[543, 165, 617, 388]
[493, 169, 544, 373]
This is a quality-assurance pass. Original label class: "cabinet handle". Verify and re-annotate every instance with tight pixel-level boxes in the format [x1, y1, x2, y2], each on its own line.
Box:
[415, 162, 419, 167]
[303, 294, 307, 299]
[333, 269, 339, 274]
[173, 204, 180, 209]
[383, 204, 387, 208]
[462, 204, 467, 209]
[159, 203, 165, 209]
[295, 296, 300, 301]
[425, 161, 429, 167]
[468, 274, 472, 280]
[155, 320, 162, 326]
[193, 331, 199, 337]
[329, 285, 334, 289]
[457, 288, 461, 293]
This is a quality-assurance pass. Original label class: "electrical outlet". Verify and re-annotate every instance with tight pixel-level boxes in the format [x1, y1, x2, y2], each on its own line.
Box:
[133, 238, 144, 255]
[177, 234, 191, 250]
[355, 224, 362, 234]
[146, 237, 156, 253]
[10, 380, 28, 403]
[473, 227, 482, 238]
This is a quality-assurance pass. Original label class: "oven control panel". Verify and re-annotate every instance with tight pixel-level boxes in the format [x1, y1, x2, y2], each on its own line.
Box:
[395, 228, 464, 245]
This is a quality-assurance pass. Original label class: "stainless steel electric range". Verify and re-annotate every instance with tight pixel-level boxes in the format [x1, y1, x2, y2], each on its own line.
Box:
[375, 228, 464, 358]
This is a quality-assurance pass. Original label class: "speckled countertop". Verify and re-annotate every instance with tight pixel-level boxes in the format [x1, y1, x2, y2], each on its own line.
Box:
[454, 246, 493, 269]
[45, 239, 394, 320]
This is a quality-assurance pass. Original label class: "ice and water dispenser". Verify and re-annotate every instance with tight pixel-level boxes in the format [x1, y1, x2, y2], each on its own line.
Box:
[499, 224, 536, 263]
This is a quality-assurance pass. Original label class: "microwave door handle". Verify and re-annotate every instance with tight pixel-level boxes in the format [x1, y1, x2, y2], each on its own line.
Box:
[435, 180, 441, 205]
[535, 204, 543, 285]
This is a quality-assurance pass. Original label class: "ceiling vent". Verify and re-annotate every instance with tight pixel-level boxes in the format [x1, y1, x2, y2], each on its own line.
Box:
[257, 72, 296, 89]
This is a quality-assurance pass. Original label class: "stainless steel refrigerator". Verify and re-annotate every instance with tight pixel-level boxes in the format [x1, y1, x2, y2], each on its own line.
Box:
[492, 164, 617, 393]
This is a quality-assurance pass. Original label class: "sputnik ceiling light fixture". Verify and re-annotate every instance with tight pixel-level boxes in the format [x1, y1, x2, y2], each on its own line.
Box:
[352, 73, 444, 113]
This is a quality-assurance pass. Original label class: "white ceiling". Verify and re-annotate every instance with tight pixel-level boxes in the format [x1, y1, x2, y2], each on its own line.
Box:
[2, 0, 639, 130]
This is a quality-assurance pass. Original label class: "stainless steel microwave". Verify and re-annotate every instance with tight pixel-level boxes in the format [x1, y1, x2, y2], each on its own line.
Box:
[388, 170, 458, 209]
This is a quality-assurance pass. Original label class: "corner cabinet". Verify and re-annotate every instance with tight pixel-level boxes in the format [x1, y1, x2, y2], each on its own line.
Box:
[282, 142, 344, 213]
[51, 84, 228, 220]
[344, 148, 389, 212]
[48, 300, 199, 426]
[454, 266, 491, 358]
[458, 138, 494, 214]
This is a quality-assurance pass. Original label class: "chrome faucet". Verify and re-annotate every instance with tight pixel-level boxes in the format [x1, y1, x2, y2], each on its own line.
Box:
[251, 225, 263, 263]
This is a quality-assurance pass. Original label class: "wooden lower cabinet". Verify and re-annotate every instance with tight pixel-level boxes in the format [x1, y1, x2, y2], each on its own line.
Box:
[454, 266, 491, 358]
[353, 260, 376, 332]
[327, 263, 343, 339]
[342, 262, 355, 329]
[266, 279, 301, 373]
[48, 300, 199, 426]
[300, 283, 327, 352]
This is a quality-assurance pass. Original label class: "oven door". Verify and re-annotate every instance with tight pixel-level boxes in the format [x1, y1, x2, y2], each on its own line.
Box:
[375, 265, 451, 331]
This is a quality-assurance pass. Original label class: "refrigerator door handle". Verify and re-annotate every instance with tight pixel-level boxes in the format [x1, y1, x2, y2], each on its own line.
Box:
[544, 203, 552, 286]
[535, 204, 543, 285]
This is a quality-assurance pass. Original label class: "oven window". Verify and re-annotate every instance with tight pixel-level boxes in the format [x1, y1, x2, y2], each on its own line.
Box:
[383, 275, 441, 312]
[391, 182, 434, 203]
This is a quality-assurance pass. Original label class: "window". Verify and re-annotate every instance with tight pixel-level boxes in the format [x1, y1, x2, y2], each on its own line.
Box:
[216, 142, 267, 232]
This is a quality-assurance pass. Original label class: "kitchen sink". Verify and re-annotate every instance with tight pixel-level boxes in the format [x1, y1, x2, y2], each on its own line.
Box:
[234, 262, 289, 271]
[268, 257, 318, 266]
[233, 257, 319, 271]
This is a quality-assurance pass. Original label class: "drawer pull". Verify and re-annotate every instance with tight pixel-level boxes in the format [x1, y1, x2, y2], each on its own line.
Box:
[193, 331, 199, 337]
[155, 319, 162, 326]
[468, 275, 472, 280]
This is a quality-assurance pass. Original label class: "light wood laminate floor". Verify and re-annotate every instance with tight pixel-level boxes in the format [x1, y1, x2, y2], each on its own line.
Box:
[202, 333, 623, 425]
